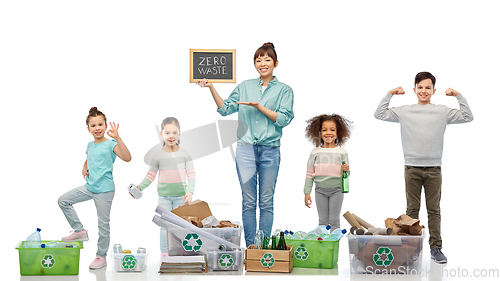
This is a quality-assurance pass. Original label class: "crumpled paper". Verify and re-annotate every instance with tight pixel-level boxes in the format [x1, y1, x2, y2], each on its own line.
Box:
[385, 214, 425, 235]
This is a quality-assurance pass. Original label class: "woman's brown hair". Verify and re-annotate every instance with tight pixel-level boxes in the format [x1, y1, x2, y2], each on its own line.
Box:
[253, 42, 277, 64]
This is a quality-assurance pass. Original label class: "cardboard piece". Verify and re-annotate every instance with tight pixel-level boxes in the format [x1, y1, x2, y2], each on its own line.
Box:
[352, 213, 375, 229]
[216, 221, 239, 228]
[171, 200, 213, 222]
[180, 216, 203, 227]
[385, 214, 424, 236]
[343, 211, 365, 230]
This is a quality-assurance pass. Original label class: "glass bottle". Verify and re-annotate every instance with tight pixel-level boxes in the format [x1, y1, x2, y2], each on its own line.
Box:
[277, 231, 287, 250]
[270, 235, 277, 250]
[262, 236, 269, 250]
[341, 161, 349, 193]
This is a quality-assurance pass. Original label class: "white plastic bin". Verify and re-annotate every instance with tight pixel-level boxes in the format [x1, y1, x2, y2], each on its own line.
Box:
[206, 248, 243, 273]
[166, 222, 241, 256]
[348, 231, 424, 274]
[112, 248, 148, 272]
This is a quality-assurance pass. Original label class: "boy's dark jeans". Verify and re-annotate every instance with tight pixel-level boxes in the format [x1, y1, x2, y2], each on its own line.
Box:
[404, 165, 442, 249]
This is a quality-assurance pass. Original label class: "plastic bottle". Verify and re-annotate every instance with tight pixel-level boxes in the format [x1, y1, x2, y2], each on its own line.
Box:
[289, 231, 307, 240]
[254, 230, 264, 249]
[324, 229, 347, 241]
[42, 241, 80, 248]
[341, 161, 349, 193]
[304, 225, 331, 240]
[23, 228, 41, 248]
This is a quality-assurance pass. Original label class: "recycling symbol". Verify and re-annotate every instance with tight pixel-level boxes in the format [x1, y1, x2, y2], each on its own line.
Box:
[41, 254, 55, 269]
[182, 233, 203, 252]
[121, 255, 137, 270]
[373, 247, 394, 267]
[217, 254, 234, 269]
[260, 253, 275, 268]
[294, 246, 309, 261]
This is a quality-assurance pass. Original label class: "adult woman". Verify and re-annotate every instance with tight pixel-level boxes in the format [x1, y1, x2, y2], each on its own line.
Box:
[198, 42, 294, 246]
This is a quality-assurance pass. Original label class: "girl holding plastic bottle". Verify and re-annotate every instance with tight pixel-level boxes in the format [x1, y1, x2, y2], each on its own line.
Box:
[197, 43, 294, 247]
[58, 107, 131, 269]
[304, 114, 352, 230]
[132, 117, 195, 255]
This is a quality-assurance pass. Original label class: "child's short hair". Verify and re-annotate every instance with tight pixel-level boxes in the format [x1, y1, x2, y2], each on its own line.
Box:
[86, 107, 106, 126]
[305, 114, 353, 147]
[415, 71, 436, 88]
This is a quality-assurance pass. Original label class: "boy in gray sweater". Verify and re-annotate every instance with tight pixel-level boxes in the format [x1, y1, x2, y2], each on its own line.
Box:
[374, 72, 473, 263]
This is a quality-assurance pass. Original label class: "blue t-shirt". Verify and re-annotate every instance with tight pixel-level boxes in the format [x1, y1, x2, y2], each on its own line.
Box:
[86, 139, 117, 193]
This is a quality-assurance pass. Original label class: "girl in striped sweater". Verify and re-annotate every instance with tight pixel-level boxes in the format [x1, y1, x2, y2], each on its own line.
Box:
[304, 114, 352, 230]
[133, 117, 195, 254]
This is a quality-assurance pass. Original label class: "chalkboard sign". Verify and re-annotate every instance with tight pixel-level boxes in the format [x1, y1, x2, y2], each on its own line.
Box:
[190, 49, 236, 83]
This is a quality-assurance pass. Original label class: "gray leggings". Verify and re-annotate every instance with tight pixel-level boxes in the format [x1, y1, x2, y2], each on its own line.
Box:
[315, 186, 344, 230]
[58, 184, 114, 258]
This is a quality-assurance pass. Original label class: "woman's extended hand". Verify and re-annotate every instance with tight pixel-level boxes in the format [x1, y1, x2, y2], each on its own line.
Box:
[236, 101, 260, 108]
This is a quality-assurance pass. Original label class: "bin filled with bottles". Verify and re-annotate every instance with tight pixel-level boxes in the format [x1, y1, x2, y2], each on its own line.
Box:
[16, 228, 83, 276]
[284, 226, 345, 269]
[112, 244, 149, 272]
[245, 231, 294, 273]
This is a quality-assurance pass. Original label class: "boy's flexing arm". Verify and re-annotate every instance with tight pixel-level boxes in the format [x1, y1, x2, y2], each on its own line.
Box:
[374, 87, 403, 122]
[445, 88, 474, 124]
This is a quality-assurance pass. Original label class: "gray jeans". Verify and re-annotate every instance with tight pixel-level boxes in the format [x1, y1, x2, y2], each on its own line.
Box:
[58, 184, 114, 258]
[315, 186, 344, 230]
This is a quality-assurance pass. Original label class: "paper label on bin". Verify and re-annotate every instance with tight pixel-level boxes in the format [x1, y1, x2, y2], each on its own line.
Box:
[260, 253, 275, 268]
[218, 254, 234, 269]
[122, 255, 137, 270]
[373, 247, 394, 267]
[182, 233, 203, 252]
[41, 254, 55, 269]
[294, 246, 309, 261]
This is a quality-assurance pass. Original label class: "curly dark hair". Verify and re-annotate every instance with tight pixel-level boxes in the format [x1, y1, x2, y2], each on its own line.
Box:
[305, 114, 353, 147]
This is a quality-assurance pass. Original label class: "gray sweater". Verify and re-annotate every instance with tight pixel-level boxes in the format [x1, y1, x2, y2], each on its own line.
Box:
[374, 93, 473, 166]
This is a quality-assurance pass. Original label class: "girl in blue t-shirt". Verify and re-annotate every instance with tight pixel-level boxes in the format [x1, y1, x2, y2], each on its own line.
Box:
[58, 107, 131, 269]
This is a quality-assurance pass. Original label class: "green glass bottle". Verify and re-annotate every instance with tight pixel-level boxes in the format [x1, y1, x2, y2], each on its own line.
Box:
[270, 235, 277, 250]
[262, 236, 269, 250]
[341, 161, 349, 193]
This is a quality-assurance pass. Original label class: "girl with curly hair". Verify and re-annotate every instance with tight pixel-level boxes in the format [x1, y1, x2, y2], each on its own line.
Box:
[303, 114, 353, 230]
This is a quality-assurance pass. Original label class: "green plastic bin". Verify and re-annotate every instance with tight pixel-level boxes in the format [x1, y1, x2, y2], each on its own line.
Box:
[16, 241, 83, 276]
[285, 238, 339, 269]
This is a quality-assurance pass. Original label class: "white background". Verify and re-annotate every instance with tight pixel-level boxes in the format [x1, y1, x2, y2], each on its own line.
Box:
[1, 1, 499, 280]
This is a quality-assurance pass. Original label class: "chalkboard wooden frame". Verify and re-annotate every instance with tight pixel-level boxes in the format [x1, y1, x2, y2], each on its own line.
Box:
[190, 49, 236, 83]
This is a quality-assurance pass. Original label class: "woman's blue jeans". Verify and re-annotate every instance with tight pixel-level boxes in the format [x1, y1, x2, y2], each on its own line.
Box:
[235, 143, 280, 247]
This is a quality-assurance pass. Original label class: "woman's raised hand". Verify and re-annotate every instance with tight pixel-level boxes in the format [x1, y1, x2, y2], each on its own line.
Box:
[196, 78, 212, 88]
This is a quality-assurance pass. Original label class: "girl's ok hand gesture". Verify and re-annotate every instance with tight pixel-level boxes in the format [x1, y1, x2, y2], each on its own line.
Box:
[107, 122, 120, 139]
